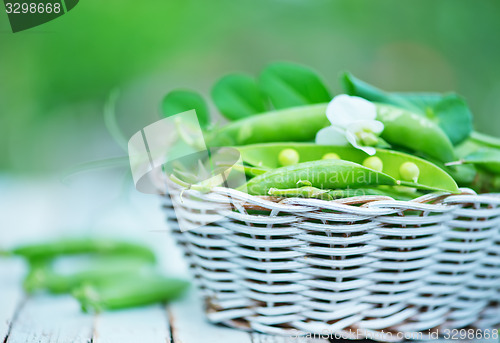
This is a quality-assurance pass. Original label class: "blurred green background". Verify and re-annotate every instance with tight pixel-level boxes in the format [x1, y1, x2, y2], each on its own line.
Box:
[1, 0, 500, 174]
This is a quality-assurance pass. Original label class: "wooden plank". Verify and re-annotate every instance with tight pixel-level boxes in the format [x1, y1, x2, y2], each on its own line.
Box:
[6, 295, 93, 343]
[0, 259, 26, 342]
[93, 305, 171, 343]
[168, 289, 252, 343]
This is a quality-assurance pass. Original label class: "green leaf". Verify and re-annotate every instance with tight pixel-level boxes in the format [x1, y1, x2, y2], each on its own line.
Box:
[341, 72, 400, 105]
[470, 131, 500, 149]
[161, 90, 210, 129]
[211, 73, 267, 121]
[390, 92, 441, 112]
[341, 72, 473, 145]
[260, 62, 331, 109]
[462, 147, 500, 174]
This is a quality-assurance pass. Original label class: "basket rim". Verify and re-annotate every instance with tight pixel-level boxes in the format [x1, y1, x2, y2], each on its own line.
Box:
[164, 175, 500, 212]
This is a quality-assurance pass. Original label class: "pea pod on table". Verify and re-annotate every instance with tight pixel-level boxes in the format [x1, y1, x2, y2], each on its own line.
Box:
[11, 239, 157, 263]
[237, 143, 460, 193]
[23, 255, 156, 294]
[73, 273, 189, 313]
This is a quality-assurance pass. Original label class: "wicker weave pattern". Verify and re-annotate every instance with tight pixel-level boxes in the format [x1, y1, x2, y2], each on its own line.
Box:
[162, 186, 500, 340]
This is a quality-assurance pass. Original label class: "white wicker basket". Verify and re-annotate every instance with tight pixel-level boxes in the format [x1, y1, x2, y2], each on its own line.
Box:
[162, 182, 500, 341]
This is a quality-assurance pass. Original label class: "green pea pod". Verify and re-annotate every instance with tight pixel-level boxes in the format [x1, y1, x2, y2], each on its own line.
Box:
[236, 143, 459, 193]
[328, 187, 422, 201]
[243, 160, 396, 196]
[215, 163, 270, 177]
[268, 186, 333, 200]
[206, 104, 329, 147]
[23, 255, 156, 294]
[376, 104, 456, 162]
[12, 239, 156, 263]
[72, 273, 189, 312]
[269, 186, 421, 201]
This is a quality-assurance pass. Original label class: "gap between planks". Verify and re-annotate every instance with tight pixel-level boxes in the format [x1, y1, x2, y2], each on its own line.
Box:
[93, 305, 171, 343]
[0, 259, 27, 343]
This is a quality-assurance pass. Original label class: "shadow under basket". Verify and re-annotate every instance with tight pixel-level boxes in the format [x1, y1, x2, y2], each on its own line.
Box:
[162, 183, 500, 341]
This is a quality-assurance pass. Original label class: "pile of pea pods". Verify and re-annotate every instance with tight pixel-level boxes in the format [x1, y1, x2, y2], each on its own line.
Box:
[3, 239, 188, 312]
[164, 62, 500, 199]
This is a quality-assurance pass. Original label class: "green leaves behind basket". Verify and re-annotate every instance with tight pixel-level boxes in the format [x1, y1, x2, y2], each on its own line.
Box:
[259, 62, 331, 109]
[211, 73, 267, 121]
[161, 89, 210, 129]
[460, 147, 500, 174]
[342, 72, 473, 146]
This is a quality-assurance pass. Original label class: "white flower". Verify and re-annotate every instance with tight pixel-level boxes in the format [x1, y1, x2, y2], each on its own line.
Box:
[315, 94, 384, 155]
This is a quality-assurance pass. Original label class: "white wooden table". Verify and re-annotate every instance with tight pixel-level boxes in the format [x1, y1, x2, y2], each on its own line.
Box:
[0, 258, 333, 343]
[0, 177, 327, 343]
[1, 259, 329, 343]
[0, 177, 495, 342]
